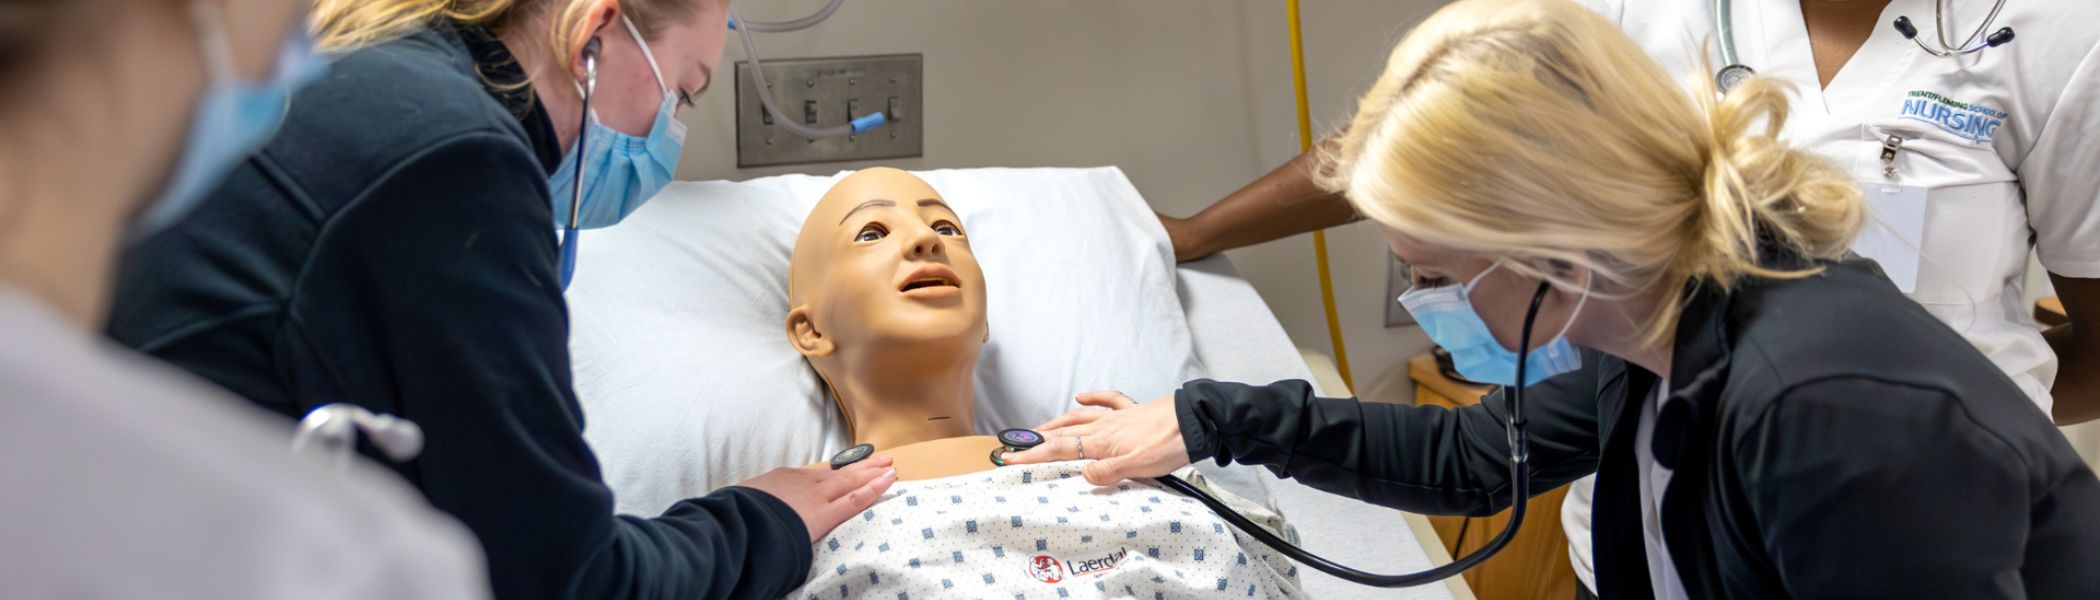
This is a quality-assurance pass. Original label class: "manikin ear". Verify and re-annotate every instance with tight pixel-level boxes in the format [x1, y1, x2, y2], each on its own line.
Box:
[566, 0, 623, 83]
[786, 305, 836, 357]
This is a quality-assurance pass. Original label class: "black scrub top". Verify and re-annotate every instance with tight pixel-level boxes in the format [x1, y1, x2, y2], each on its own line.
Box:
[107, 23, 810, 600]
[1173, 255, 2100, 598]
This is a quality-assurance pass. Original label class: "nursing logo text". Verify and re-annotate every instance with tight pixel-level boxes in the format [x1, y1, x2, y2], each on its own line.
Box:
[1027, 547, 1129, 584]
[1900, 90, 2006, 144]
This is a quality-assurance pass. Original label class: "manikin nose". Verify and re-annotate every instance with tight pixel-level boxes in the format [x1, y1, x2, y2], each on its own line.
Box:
[904, 226, 945, 259]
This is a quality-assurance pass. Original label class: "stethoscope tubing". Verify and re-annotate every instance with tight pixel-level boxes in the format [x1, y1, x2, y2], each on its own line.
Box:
[1153, 281, 1553, 587]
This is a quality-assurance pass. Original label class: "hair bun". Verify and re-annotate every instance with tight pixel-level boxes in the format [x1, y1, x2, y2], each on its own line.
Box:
[1685, 74, 1863, 283]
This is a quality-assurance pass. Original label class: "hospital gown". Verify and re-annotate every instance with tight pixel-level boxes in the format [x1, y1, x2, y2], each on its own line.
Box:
[793, 461, 1303, 599]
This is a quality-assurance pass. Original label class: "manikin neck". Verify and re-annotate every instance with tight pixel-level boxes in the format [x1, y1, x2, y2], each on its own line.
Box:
[826, 346, 979, 451]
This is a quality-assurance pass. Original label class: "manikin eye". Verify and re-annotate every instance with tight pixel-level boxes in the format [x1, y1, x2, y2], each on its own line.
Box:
[932, 221, 962, 236]
[855, 224, 887, 242]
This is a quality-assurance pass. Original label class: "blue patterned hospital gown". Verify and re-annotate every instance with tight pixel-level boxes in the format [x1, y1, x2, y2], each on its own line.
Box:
[792, 461, 1302, 599]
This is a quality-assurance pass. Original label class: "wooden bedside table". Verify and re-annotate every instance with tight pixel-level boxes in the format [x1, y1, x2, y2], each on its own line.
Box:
[1410, 354, 1579, 600]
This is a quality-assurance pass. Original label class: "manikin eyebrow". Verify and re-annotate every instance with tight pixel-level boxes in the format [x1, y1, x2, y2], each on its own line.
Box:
[916, 198, 955, 214]
[838, 198, 952, 224]
[838, 199, 895, 224]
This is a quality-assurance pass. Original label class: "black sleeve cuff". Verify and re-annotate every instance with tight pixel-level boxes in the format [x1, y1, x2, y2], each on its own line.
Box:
[1175, 380, 1226, 466]
[719, 486, 814, 592]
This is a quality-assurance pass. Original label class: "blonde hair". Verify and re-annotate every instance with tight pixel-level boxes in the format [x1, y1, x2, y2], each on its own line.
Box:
[312, 0, 702, 62]
[1318, 0, 1862, 346]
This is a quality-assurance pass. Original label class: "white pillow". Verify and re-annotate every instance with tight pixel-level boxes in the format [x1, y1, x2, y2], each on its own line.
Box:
[566, 167, 1206, 515]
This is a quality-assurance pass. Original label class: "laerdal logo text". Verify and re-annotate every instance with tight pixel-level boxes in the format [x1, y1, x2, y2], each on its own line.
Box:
[1026, 547, 1129, 584]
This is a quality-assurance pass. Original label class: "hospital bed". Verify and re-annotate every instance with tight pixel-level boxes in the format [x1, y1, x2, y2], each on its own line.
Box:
[565, 167, 1467, 599]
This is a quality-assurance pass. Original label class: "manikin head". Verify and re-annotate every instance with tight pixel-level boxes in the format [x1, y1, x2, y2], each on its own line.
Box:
[787, 168, 989, 444]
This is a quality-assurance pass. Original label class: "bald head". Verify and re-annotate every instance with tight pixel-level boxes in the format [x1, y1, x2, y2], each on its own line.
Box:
[784, 169, 989, 410]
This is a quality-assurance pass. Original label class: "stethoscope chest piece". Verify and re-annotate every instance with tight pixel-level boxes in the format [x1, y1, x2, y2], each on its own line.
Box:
[830, 443, 875, 470]
[989, 428, 1044, 466]
[1714, 63, 1755, 94]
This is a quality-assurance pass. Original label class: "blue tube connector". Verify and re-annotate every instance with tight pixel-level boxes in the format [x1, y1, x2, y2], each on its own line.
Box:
[558, 227, 580, 289]
[850, 112, 888, 135]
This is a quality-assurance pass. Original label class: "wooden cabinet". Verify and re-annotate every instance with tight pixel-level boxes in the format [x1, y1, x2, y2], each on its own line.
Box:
[1409, 354, 1579, 600]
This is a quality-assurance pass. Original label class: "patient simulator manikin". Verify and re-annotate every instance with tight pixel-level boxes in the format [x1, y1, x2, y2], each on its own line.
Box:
[784, 169, 1302, 598]
[786, 166, 999, 479]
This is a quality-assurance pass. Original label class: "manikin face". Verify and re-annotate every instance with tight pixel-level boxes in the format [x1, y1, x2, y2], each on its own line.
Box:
[787, 168, 989, 376]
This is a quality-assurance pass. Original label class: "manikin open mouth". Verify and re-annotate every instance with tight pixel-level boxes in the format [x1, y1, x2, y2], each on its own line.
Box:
[900, 277, 956, 292]
[898, 265, 962, 293]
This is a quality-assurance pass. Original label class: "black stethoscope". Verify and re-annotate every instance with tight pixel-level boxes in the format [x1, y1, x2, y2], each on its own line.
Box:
[1713, 0, 2015, 93]
[831, 282, 1556, 588]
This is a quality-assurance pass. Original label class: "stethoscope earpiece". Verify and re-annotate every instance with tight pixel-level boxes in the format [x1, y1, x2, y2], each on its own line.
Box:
[1985, 27, 2016, 48]
[1898, 16, 2007, 50]
[1885, 0, 2015, 57]
[1722, 0, 2012, 88]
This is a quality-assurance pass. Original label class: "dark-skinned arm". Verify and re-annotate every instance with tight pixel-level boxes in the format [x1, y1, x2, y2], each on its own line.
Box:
[1159, 148, 1360, 262]
[2025, 41, 2100, 423]
[2048, 274, 2100, 424]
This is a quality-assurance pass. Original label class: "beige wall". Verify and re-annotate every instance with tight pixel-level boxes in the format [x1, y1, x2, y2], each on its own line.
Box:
[675, 0, 1445, 400]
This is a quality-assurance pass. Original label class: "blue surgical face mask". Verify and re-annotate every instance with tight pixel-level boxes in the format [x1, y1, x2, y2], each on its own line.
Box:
[548, 16, 688, 229]
[1399, 260, 1588, 387]
[136, 1, 327, 238]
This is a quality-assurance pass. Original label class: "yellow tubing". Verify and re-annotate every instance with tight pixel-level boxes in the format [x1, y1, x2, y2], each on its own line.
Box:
[1287, 0, 1354, 392]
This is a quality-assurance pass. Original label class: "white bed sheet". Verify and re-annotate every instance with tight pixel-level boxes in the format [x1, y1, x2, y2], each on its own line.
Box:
[1176, 256, 1457, 600]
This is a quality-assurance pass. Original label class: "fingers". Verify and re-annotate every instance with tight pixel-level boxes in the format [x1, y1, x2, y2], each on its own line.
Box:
[816, 455, 894, 497]
[999, 443, 1061, 465]
[1035, 407, 1108, 432]
[1034, 413, 1091, 433]
[1075, 391, 1137, 409]
[814, 467, 898, 542]
[1082, 454, 1132, 486]
[1001, 428, 1089, 465]
[1035, 391, 1135, 431]
[828, 467, 897, 512]
[846, 454, 896, 472]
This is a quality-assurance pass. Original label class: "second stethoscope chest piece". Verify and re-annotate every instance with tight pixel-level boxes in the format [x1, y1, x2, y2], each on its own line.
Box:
[989, 428, 1044, 466]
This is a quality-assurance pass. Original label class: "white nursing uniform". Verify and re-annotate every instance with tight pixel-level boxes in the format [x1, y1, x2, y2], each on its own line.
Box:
[1561, 0, 2100, 591]
[793, 461, 1302, 599]
[0, 287, 489, 600]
